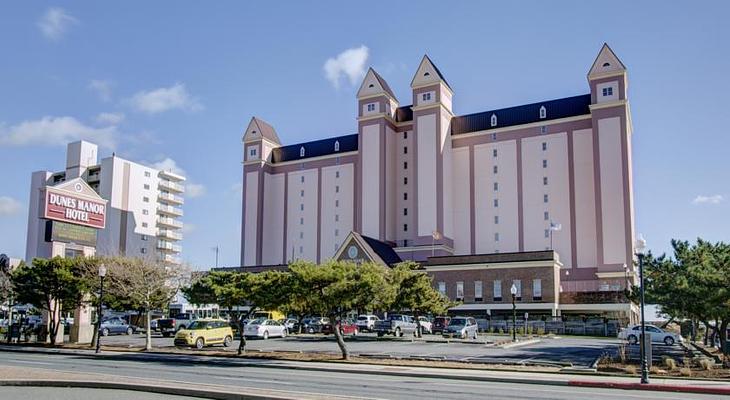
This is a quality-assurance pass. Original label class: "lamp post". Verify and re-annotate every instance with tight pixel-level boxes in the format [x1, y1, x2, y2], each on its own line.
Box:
[635, 235, 649, 384]
[95, 264, 107, 354]
[510, 283, 518, 342]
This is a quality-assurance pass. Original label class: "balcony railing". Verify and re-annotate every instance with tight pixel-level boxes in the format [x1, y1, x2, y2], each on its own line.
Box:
[159, 180, 185, 193]
[157, 217, 183, 229]
[158, 192, 184, 205]
[157, 240, 182, 253]
[159, 254, 182, 264]
[158, 169, 185, 182]
[157, 204, 183, 217]
[157, 229, 182, 241]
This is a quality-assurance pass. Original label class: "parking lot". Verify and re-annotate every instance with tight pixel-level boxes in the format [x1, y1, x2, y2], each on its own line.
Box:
[97, 332, 622, 368]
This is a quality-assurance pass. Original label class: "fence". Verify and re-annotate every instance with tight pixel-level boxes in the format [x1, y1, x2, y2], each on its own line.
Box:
[476, 318, 621, 337]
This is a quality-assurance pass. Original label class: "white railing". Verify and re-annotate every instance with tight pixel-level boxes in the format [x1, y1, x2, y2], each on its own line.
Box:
[157, 229, 183, 241]
[159, 180, 185, 193]
[157, 217, 183, 229]
[157, 204, 183, 217]
[158, 192, 184, 205]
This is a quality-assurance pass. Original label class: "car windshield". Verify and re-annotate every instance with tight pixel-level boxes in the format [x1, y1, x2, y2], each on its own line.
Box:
[357, 316, 368, 321]
[249, 317, 267, 325]
[187, 321, 208, 330]
[388, 315, 402, 320]
[450, 318, 467, 326]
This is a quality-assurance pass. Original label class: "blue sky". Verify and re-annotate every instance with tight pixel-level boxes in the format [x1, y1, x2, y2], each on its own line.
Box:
[1, 1, 728, 268]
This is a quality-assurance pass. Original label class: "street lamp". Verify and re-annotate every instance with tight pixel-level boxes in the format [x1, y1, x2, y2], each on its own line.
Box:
[635, 235, 649, 384]
[510, 283, 518, 342]
[95, 264, 107, 354]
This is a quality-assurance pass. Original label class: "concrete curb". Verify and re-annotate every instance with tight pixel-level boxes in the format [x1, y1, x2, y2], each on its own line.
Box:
[499, 339, 540, 349]
[569, 380, 730, 396]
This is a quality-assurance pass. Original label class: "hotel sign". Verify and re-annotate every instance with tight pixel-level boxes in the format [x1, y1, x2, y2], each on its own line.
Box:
[43, 184, 107, 229]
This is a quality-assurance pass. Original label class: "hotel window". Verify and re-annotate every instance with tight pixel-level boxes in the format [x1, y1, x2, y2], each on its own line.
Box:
[491, 133, 497, 140]
[335, 199, 339, 207]
[493, 280, 502, 301]
[544, 229, 550, 238]
[493, 149, 498, 157]
[533, 279, 542, 301]
[543, 159, 548, 168]
[494, 198, 499, 207]
[422, 92, 431, 101]
[493, 165, 498, 174]
[335, 171, 340, 178]
[602, 87, 613, 97]
[300, 232, 303, 239]
[334, 141, 340, 151]
[544, 194, 549, 203]
[490, 114, 497, 127]
[141, 248, 147, 254]
[335, 229, 339, 237]
[543, 176, 548, 185]
[513, 280, 522, 300]
[142, 209, 149, 215]
[403, 132, 408, 140]
[300, 190, 304, 197]
[300, 204, 304, 211]
[438, 281, 446, 295]
[403, 161, 408, 169]
[403, 192, 408, 200]
[144, 171, 151, 177]
[300, 217, 304, 225]
[249, 147, 257, 158]
[494, 232, 500, 242]
[367, 103, 375, 112]
[474, 281, 483, 302]
[494, 215, 499, 224]
[335, 214, 339, 222]
[335, 185, 340, 193]
[141, 235, 148, 241]
[404, 177, 408, 185]
[541, 126, 547, 134]
[142, 222, 148, 228]
[403, 146, 408, 154]
[300, 147, 305, 157]
[403, 208, 408, 216]
[493, 182, 498, 191]
[544, 211, 549, 221]
[299, 246, 303, 254]
[542, 142, 547, 151]
[143, 196, 149, 203]
[144, 184, 150, 190]
[301, 176, 305, 183]
[539, 106, 546, 119]
[456, 281, 464, 300]
[403, 224, 408, 232]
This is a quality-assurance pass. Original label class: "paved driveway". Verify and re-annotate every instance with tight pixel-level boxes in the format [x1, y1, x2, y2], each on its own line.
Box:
[99, 332, 621, 368]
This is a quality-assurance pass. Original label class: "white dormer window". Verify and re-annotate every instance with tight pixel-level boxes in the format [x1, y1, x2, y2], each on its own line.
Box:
[602, 87, 613, 97]
[490, 114, 497, 127]
[422, 92, 432, 101]
[367, 103, 375, 112]
[334, 141, 340, 151]
[300, 147, 305, 157]
[539, 106, 547, 119]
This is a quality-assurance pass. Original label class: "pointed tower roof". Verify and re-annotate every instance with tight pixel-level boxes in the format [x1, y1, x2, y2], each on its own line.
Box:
[411, 54, 452, 90]
[357, 68, 398, 100]
[588, 43, 627, 78]
[243, 117, 281, 144]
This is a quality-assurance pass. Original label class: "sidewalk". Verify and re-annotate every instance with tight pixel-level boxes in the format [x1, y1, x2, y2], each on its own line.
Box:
[2, 344, 729, 396]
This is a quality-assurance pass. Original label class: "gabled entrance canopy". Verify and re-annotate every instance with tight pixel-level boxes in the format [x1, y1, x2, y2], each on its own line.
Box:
[333, 231, 402, 267]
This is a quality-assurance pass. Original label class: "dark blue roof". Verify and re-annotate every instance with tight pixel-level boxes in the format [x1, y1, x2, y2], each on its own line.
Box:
[451, 94, 591, 135]
[271, 133, 358, 163]
[361, 234, 402, 266]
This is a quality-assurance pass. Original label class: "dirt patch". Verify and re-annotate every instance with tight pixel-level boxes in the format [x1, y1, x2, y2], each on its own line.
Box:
[598, 362, 730, 379]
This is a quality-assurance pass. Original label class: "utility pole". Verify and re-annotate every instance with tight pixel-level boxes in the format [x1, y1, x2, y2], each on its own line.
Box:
[211, 246, 219, 268]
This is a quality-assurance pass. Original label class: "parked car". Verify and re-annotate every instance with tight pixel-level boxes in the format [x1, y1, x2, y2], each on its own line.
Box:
[280, 318, 298, 333]
[323, 319, 359, 336]
[373, 314, 417, 337]
[294, 317, 329, 334]
[442, 316, 478, 339]
[150, 318, 159, 332]
[244, 318, 287, 339]
[416, 316, 432, 335]
[158, 313, 198, 337]
[355, 315, 380, 332]
[174, 320, 234, 349]
[432, 316, 451, 334]
[100, 317, 136, 336]
[618, 324, 683, 346]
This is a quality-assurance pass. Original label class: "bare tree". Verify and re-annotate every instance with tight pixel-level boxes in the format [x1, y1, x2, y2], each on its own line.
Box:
[106, 257, 188, 350]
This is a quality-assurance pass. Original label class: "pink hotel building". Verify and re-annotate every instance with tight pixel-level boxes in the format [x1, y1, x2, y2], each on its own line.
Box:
[239, 44, 639, 320]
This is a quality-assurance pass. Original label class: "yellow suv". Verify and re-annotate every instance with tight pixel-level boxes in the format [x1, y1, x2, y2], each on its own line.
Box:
[174, 319, 234, 349]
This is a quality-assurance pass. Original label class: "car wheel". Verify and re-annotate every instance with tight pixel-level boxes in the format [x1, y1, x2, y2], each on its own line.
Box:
[126, 327, 133, 335]
[352, 328, 358, 337]
[195, 337, 204, 349]
[395, 327, 402, 337]
[263, 330, 269, 340]
[101, 328, 109, 337]
[178, 325, 186, 332]
[223, 335, 232, 347]
[664, 336, 675, 346]
[281, 329, 287, 338]
[627, 334, 638, 345]
[162, 332, 170, 338]
[473, 332, 478, 340]
[307, 327, 314, 334]
[377, 332, 384, 337]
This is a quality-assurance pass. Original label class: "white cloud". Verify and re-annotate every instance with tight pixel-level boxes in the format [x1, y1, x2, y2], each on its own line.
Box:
[186, 183, 206, 198]
[89, 80, 114, 102]
[129, 83, 203, 114]
[95, 112, 125, 125]
[181, 223, 196, 234]
[692, 194, 724, 205]
[150, 158, 185, 176]
[0, 116, 117, 149]
[0, 197, 23, 216]
[323, 45, 369, 89]
[38, 7, 77, 41]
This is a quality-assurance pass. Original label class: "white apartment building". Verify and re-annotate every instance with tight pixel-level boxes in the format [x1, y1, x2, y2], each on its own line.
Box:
[25, 140, 185, 264]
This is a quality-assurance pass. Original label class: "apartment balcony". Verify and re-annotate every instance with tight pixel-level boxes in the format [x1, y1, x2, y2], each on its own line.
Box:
[157, 229, 183, 241]
[159, 253, 182, 265]
[158, 169, 185, 182]
[159, 180, 185, 193]
[157, 217, 183, 229]
[157, 204, 183, 217]
[158, 192, 184, 205]
[157, 240, 182, 253]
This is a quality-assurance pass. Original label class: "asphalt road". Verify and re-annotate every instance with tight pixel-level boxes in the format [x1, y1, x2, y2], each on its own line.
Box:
[100, 333, 619, 367]
[0, 387, 205, 400]
[0, 351, 722, 400]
